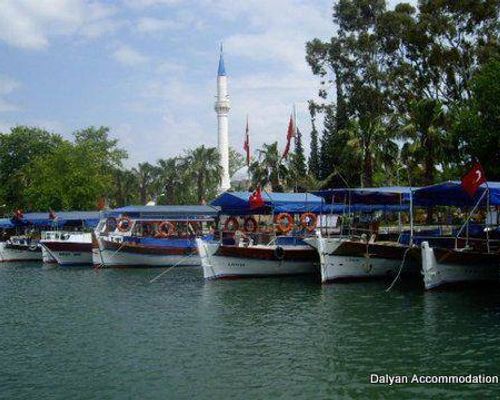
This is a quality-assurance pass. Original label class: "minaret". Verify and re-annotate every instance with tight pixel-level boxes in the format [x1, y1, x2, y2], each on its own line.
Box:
[214, 44, 231, 193]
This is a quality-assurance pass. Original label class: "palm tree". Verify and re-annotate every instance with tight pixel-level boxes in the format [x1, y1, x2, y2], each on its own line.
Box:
[132, 162, 158, 204]
[156, 157, 189, 205]
[184, 146, 221, 203]
[111, 168, 139, 207]
[249, 142, 289, 191]
[343, 118, 399, 187]
[400, 99, 449, 186]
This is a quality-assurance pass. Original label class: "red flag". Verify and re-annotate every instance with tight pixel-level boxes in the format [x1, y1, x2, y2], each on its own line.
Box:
[49, 209, 57, 220]
[461, 162, 486, 197]
[243, 116, 250, 166]
[249, 186, 265, 209]
[282, 115, 295, 158]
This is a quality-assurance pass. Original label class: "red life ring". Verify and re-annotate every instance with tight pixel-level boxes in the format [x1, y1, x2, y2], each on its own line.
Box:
[300, 212, 317, 232]
[243, 217, 258, 233]
[157, 221, 175, 237]
[275, 213, 294, 234]
[117, 216, 132, 232]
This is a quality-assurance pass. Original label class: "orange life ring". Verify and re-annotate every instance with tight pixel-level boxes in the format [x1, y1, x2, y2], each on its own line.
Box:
[243, 217, 258, 233]
[117, 216, 132, 232]
[224, 217, 240, 232]
[300, 212, 317, 232]
[275, 213, 294, 234]
[157, 221, 175, 237]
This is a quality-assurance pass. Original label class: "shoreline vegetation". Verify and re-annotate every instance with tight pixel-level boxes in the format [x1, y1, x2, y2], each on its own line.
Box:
[0, 1, 498, 215]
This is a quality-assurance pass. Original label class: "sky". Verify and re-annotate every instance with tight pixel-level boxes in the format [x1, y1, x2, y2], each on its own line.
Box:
[0, 0, 407, 168]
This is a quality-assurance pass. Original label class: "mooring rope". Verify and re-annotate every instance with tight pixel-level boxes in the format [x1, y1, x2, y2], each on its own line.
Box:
[149, 250, 197, 283]
[385, 246, 411, 292]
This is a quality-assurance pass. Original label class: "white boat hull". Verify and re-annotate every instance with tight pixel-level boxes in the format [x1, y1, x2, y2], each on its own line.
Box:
[421, 241, 499, 290]
[0, 241, 42, 262]
[97, 238, 200, 267]
[306, 236, 416, 283]
[98, 248, 200, 267]
[197, 239, 317, 279]
[40, 244, 92, 266]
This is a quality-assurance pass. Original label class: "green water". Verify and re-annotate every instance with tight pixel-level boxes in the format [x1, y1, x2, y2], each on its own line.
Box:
[0, 263, 499, 399]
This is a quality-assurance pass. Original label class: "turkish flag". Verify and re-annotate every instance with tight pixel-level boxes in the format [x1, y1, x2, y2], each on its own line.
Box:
[461, 162, 486, 197]
[243, 117, 250, 166]
[282, 115, 295, 158]
[249, 186, 265, 209]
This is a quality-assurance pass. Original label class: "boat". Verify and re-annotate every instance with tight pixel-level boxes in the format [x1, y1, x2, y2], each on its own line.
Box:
[40, 232, 93, 266]
[197, 191, 323, 279]
[0, 211, 100, 264]
[0, 235, 42, 262]
[414, 181, 500, 289]
[305, 187, 422, 283]
[94, 205, 218, 268]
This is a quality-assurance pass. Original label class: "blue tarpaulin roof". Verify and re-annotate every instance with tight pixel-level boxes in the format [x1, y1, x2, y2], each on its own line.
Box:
[0, 218, 14, 229]
[314, 186, 413, 205]
[210, 191, 325, 215]
[106, 205, 219, 219]
[413, 181, 500, 207]
[0, 211, 101, 228]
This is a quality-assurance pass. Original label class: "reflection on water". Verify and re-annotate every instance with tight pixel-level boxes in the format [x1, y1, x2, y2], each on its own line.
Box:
[0, 263, 498, 399]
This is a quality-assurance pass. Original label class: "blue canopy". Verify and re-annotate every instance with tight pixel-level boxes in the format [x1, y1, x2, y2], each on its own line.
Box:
[5, 211, 101, 228]
[210, 191, 324, 215]
[413, 181, 500, 207]
[314, 186, 412, 205]
[0, 218, 14, 229]
[106, 205, 219, 219]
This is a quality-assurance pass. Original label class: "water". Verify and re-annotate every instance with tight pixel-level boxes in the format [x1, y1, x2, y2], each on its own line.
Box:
[0, 263, 499, 399]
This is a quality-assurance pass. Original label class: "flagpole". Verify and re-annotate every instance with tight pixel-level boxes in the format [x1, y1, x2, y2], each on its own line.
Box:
[486, 182, 490, 253]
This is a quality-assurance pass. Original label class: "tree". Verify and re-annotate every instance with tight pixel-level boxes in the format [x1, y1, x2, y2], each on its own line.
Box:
[132, 162, 158, 205]
[184, 146, 221, 203]
[23, 141, 113, 210]
[110, 168, 139, 207]
[249, 142, 288, 191]
[451, 59, 500, 180]
[0, 126, 65, 210]
[308, 102, 321, 179]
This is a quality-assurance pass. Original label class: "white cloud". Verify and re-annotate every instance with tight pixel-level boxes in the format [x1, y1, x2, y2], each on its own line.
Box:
[112, 44, 149, 66]
[136, 17, 180, 33]
[0, 75, 21, 112]
[0, 0, 120, 50]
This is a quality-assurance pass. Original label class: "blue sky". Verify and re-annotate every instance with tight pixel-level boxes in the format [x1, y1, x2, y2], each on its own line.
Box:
[0, 0, 406, 167]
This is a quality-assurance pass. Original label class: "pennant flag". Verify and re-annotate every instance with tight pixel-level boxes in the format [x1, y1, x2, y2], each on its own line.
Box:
[461, 162, 486, 197]
[49, 209, 57, 220]
[243, 116, 250, 166]
[12, 209, 24, 221]
[97, 197, 106, 210]
[282, 114, 295, 158]
[249, 186, 265, 209]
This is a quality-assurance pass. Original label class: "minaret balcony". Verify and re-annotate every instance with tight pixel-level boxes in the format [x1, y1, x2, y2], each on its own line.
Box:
[214, 100, 231, 113]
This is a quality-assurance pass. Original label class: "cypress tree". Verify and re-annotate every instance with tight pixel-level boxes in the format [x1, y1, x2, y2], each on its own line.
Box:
[308, 102, 320, 179]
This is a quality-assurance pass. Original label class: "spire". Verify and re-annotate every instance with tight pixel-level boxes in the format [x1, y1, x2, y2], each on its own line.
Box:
[217, 43, 226, 76]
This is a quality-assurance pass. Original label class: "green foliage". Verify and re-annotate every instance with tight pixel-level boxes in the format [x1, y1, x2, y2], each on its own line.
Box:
[306, 0, 499, 187]
[450, 59, 500, 180]
[0, 126, 65, 209]
[249, 142, 289, 192]
[23, 141, 114, 210]
[307, 102, 321, 179]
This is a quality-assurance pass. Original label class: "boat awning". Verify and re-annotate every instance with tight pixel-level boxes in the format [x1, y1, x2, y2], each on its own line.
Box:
[5, 211, 101, 228]
[210, 191, 325, 215]
[0, 218, 14, 229]
[314, 186, 413, 205]
[106, 205, 220, 219]
[413, 181, 500, 207]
